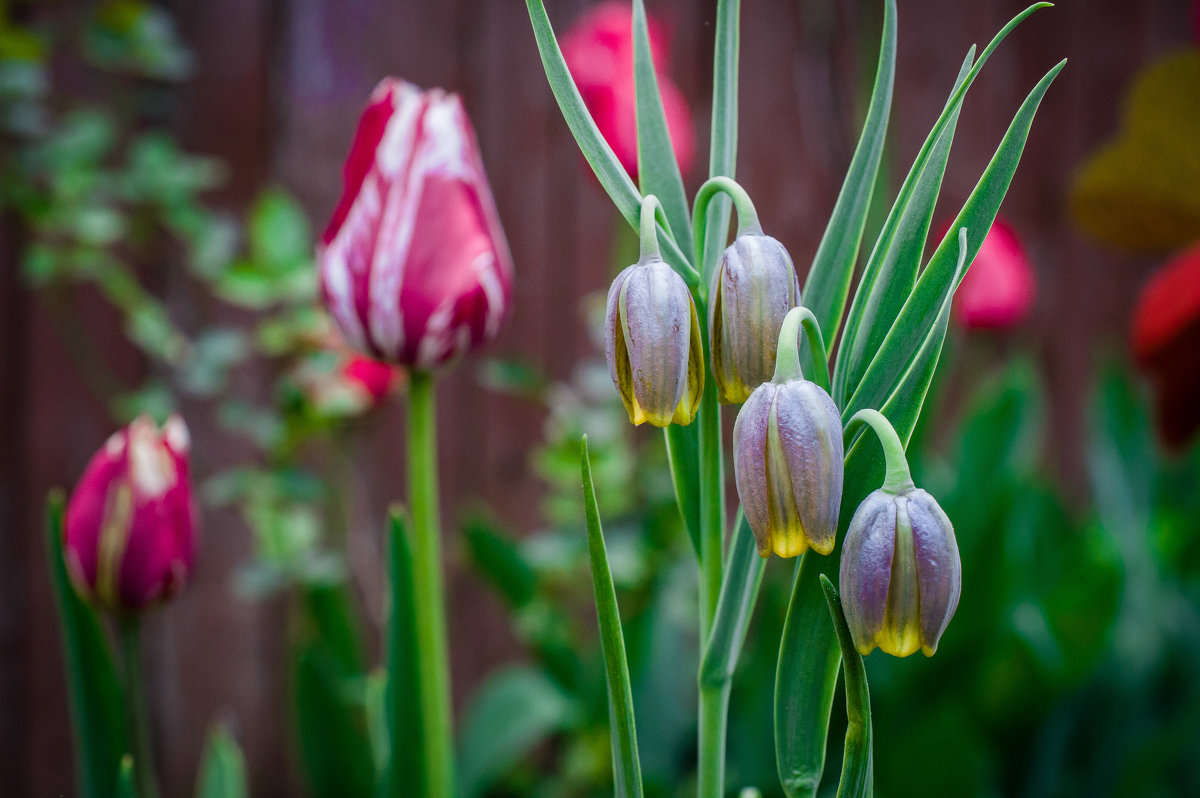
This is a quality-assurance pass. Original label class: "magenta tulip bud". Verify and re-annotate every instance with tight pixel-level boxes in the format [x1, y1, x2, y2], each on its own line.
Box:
[709, 233, 801, 404]
[319, 78, 514, 371]
[64, 415, 198, 611]
[839, 486, 961, 657]
[605, 258, 703, 427]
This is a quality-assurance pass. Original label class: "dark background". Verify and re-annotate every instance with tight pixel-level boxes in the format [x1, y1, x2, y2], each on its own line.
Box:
[0, 0, 1186, 794]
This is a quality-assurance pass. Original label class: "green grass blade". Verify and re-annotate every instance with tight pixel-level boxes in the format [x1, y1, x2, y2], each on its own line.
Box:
[699, 510, 765, 688]
[834, 46, 974, 405]
[701, 0, 741, 280]
[633, 0, 691, 247]
[844, 60, 1065, 420]
[45, 492, 128, 798]
[384, 509, 423, 798]
[526, 0, 692, 278]
[664, 424, 702, 558]
[819, 577, 873, 798]
[195, 725, 249, 798]
[581, 436, 643, 798]
[800, 0, 895, 353]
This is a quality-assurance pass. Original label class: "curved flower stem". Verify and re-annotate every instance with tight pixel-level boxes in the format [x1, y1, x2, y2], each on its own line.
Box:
[117, 614, 160, 798]
[692, 177, 763, 291]
[844, 408, 914, 494]
[640, 194, 701, 289]
[771, 306, 829, 392]
[407, 370, 454, 798]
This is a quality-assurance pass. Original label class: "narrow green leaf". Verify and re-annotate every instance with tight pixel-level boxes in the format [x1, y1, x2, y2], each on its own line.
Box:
[834, 47, 974, 405]
[195, 725, 249, 798]
[632, 0, 691, 247]
[800, 0, 895, 353]
[115, 756, 135, 798]
[46, 492, 128, 798]
[699, 511, 765, 688]
[457, 667, 576, 798]
[302, 582, 367, 673]
[845, 60, 1065, 420]
[664, 424, 701, 558]
[818, 577, 873, 798]
[580, 436, 643, 798]
[701, 0, 741, 280]
[385, 509, 423, 798]
[464, 517, 538, 607]
[293, 644, 374, 798]
[525, 0, 692, 278]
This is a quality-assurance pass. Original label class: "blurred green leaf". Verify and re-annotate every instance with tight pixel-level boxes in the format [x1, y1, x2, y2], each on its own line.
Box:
[581, 437, 643, 798]
[115, 756, 135, 798]
[464, 516, 538, 607]
[46, 493, 129, 798]
[384, 509, 424, 798]
[249, 189, 312, 271]
[195, 725, 248, 798]
[294, 644, 374, 798]
[458, 667, 577, 798]
[84, 0, 194, 80]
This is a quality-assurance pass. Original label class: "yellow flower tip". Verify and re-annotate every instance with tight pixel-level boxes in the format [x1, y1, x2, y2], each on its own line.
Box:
[770, 531, 809, 559]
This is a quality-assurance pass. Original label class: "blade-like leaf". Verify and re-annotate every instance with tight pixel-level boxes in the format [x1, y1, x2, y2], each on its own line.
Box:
[834, 47, 974, 405]
[633, 0, 691, 247]
[700, 0, 741, 280]
[699, 511, 765, 687]
[463, 517, 538, 608]
[581, 436, 643, 798]
[385, 509, 423, 798]
[195, 725, 249, 798]
[116, 757, 135, 798]
[293, 644, 374, 798]
[46, 492, 128, 798]
[845, 60, 1066, 420]
[664, 424, 701, 558]
[819, 577, 873, 798]
[800, 0, 896, 355]
[525, 0, 692, 277]
[457, 667, 577, 798]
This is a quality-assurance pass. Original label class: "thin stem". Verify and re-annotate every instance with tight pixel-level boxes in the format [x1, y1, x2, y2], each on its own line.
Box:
[638, 194, 665, 262]
[117, 615, 160, 798]
[406, 370, 454, 798]
[845, 409, 914, 494]
[692, 177, 763, 294]
[698, 682, 732, 798]
[771, 307, 807, 384]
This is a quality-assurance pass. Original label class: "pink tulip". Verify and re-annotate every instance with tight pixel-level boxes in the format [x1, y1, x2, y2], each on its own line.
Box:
[342, 355, 400, 403]
[561, 1, 695, 180]
[319, 78, 514, 371]
[949, 217, 1036, 330]
[64, 415, 197, 611]
[1131, 242, 1200, 447]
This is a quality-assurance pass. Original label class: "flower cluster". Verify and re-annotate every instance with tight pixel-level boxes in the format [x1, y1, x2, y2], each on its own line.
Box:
[603, 187, 961, 657]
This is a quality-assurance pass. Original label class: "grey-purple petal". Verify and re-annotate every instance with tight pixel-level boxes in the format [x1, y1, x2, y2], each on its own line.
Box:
[840, 490, 898, 655]
[907, 488, 961, 654]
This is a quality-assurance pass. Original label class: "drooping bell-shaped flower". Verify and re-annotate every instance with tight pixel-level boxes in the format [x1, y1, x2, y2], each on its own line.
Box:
[838, 409, 961, 657]
[64, 415, 198, 611]
[733, 307, 842, 557]
[318, 78, 514, 371]
[605, 258, 703, 427]
[709, 232, 800, 403]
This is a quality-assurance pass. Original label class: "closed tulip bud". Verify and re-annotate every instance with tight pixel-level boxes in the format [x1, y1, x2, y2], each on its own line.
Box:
[319, 78, 514, 371]
[605, 257, 704, 427]
[64, 415, 198, 611]
[839, 486, 961, 657]
[709, 233, 800, 403]
[733, 307, 842, 558]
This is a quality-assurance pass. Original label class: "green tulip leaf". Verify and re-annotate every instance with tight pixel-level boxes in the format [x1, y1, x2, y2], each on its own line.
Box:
[46, 492, 129, 798]
[194, 725, 248, 798]
[581, 436, 644, 798]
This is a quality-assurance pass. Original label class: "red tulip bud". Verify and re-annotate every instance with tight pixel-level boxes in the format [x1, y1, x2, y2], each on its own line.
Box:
[319, 78, 514, 370]
[561, 1, 695, 180]
[64, 415, 197, 611]
[948, 216, 1036, 330]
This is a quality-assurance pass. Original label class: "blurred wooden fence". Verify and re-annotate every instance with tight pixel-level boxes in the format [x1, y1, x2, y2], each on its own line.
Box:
[0, 0, 1187, 794]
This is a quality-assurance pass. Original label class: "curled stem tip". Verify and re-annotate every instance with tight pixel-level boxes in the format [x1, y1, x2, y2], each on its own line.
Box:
[846, 408, 913, 494]
[772, 306, 827, 388]
[639, 194, 666, 262]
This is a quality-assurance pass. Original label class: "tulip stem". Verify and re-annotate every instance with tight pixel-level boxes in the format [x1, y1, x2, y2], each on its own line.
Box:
[772, 306, 829, 392]
[845, 409, 914, 494]
[117, 614, 160, 798]
[692, 177, 763, 279]
[406, 370, 455, 798]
